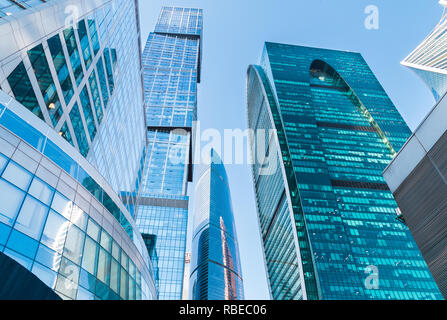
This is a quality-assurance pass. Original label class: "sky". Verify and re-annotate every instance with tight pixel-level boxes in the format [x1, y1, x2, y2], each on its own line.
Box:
[137, 0, 444, 299]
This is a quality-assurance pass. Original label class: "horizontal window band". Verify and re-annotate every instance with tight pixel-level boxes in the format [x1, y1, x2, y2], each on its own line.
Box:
[316, 121, 378, 133]
[330, 179, 390, 191]
[310, 83, 348, 92]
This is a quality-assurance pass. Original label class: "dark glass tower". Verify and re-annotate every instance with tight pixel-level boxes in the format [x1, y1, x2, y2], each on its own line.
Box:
[136, 7, 203, 300]
[190, 150, 244, 300]
[247, 42, 442, 300]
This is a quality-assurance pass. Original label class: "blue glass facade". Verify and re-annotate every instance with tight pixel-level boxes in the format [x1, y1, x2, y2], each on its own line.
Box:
[0, 0, 156, 300]
[190, 150, 244, 300]
[0, 93, 156, 300]
[136, 7, 203, 300]
[2, 0, 146, 218]
[247, 42, 442, 300]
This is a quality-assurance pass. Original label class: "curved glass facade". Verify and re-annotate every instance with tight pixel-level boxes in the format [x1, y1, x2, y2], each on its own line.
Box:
[0, 0, 146, 217]
[190, 150, 244, 300]
[0, 0, 157, 299]
[402, 9, 447, 101]
[0, 95, 156, 299]
[247, 42, 442, 300]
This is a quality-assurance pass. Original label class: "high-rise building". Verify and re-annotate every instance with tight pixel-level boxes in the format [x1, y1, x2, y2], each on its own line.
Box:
[190, 149, 244, 300]
[136, 7, 203, 300]
[383, 63, 447, 300]
[247, 42, 442, 300]
[401, 2, 447, 101]
[0, 0, 156, 299]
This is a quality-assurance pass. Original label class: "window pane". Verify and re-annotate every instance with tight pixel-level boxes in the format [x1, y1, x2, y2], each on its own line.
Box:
[63, 224, 84, 264]
[15, 195, 49, 239]
[71, 205, 87, 231]
[110, 258, 119, 293]
[63, 27, 84, 86]
[32, 262, 57, 289]
[2, 161, 32, 190]
[6, 230, 38, 259]
[55, 274, 77, 299]
[82, 236, 98, 275]
[28, 177, 54, 205]
[79, 86, 97, 141]
[111, 241, 120, 261]
[35, 244, 62, 271]
[0, 179, 25, 226]
[100, 229, 111, 252]
[7, 61, 43, 120]
[59, 256, 80, 285]
[51, 192, 73, 219]
[86, 218, 100, 241]
[120, 267, 128, 299]
[69, 103, 90, 157]
[41, 210, 69, 252]
[97, 247, 111, 285]
[48, 34, 74, 104]
[77, 20, 92, 69]
[0, 154, 6, 172]
[59, 122, 74, 146]
[28, 43, 63, 126]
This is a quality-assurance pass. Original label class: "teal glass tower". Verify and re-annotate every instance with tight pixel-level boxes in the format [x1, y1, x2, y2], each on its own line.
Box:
[247, 42, 442, 300]
[190, 150, 244, 300]
[136, 7, 203, 300]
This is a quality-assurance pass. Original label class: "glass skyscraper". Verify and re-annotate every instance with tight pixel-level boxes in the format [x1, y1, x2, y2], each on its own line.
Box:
[247, 42, 442, 300]
[0, 0, 156, 300]
[401, 3, 447, 101]
[190, 149, 244, 300]
[136, 7, 203, 300]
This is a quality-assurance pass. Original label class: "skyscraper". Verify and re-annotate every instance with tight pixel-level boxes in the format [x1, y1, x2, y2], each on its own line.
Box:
[247, 42, 442, 300]
[136, 7, 203, 300]
[190, 150, 244, 300]
[0, 0, 156, 299]
[401, 2, 447, 101]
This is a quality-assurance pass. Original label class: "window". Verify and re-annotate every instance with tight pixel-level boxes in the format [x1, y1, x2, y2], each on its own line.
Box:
[27, 44, 63, 126]
[77, 20, 92, 70]
[97, 247, 111, 285]
[63, 224, 84, 264]
[69, 103, 89, 157]
[0, 179, 25, 226]
[97, 57, 109, 108]
[28, 177, 54, 205]
[100, 229, 112, 252]
[2, 161, 32, 190]
[51, 192, 73, 219]
[79, 86, 97, 141]
[15, 195, 49, 239]
[63, 27, 84, 86]
[7, 62, 43, 120]
[86, 218, 100, 241]
[59, 122, 74, 146]
[82, 236, 98, 275]
[41, 210, 69, 252]
[88, 71, 103, 124]
[48, 34, 74, 104]
[71, 205, 87, 231]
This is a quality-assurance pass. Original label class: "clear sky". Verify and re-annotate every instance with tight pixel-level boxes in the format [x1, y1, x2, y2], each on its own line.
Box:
[137, 0, 443, 299]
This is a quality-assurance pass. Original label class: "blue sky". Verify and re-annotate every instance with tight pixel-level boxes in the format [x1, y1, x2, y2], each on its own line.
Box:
[138, 0, 443, 299]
